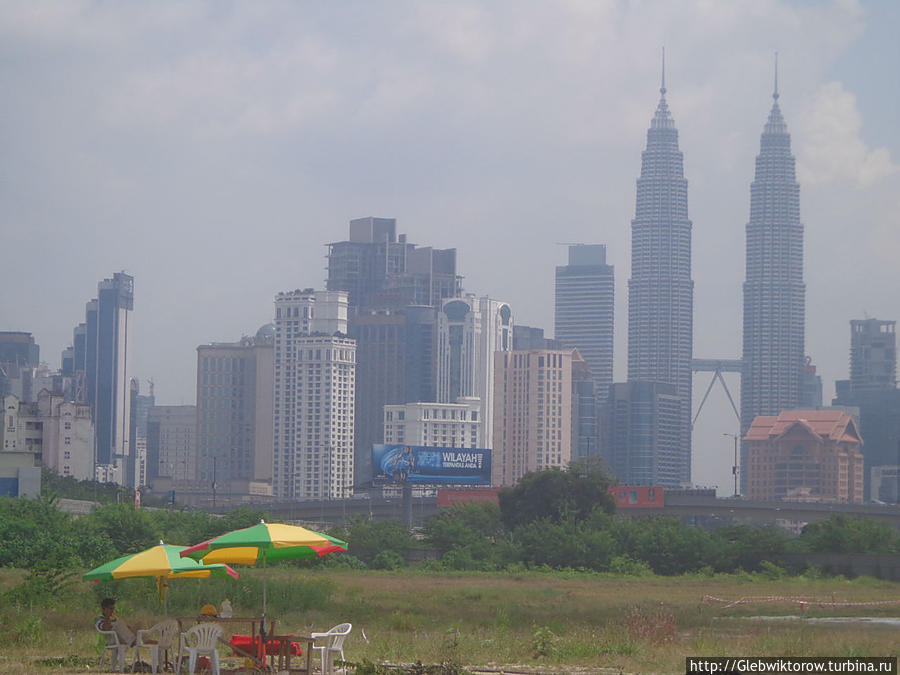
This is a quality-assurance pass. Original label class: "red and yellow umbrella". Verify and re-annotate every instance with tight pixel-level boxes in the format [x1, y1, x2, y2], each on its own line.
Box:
[83, 541, 238, 606]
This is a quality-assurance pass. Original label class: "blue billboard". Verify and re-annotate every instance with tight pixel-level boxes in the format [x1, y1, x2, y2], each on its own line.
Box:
[372, 444, 492, 485]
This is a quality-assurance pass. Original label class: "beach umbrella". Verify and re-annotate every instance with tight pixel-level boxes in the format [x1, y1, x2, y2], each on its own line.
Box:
[180, 520, 347, 642]
[84, 541, 239, 610]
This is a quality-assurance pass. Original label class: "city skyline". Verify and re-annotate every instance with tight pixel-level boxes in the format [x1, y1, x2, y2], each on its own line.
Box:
[2, 1, 898, 494]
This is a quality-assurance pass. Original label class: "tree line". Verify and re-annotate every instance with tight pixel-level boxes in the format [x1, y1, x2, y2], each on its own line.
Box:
[2, 459, 898, 605]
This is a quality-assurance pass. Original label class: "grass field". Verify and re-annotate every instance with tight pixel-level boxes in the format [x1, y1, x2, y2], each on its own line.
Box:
[1, 568, 898, 673]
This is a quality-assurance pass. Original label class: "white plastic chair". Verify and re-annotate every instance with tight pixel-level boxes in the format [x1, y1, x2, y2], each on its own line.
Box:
[96, 626, 127, 672]
[135, 618, 178, 673]
[310, 623, 352, 675]
[176, 622, 224, 675]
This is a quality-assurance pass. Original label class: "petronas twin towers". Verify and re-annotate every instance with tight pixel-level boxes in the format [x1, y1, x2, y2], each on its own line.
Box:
[626, 57, 804, 487]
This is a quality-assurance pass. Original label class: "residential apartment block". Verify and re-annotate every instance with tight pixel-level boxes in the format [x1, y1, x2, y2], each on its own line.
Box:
[492, 349, 578, 487]
[1, 391, 94, 480]
[196, 325, 274, 496]
[147, 405, 197, 484]
[273, 290, 355, 499]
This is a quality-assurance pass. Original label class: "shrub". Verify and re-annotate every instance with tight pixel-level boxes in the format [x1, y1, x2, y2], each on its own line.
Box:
[531, 625, 558, 657]
[609, 555, 652, 576]
[758, 560, 787, 580]
[625, 604, 675, 643]
[371, 550, 405, 570]
[322, 553, 368, 570]
[6, 613, 44, 645]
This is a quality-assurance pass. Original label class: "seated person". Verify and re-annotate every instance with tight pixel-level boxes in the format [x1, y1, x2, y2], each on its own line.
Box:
[95, 597, 155, 648]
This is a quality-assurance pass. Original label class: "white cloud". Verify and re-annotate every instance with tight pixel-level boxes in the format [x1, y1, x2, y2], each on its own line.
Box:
[796, 81, 897, 187]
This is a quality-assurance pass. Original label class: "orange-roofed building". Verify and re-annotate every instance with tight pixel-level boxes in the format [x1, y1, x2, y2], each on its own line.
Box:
[744, 409, 863, 503]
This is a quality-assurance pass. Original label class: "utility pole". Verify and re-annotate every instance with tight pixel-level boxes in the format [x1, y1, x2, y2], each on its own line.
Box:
[212, 456, 217, 508]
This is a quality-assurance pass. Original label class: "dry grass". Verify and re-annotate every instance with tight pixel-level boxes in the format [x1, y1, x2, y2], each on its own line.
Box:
[0, 569, 898, 673]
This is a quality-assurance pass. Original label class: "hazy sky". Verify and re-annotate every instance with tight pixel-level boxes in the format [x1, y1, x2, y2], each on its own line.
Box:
[2, 1, 898, 495]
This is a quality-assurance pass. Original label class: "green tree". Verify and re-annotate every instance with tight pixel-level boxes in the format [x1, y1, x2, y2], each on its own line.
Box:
[423, 503, 505, 555]
[794, 515, 900, 554]
[712, 525, 789, 572]
[0, 496, 116, 603]
[513, 517, 617, 570]
[329, 517, 416, 566]
[498, 458, 616, 530]
[87, 503, 159, 555]
[617, 516, 724, 575]
[40, 466, 126, 504]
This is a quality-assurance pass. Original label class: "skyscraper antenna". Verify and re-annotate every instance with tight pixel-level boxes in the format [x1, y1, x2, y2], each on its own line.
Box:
[661, 46, 666, 95]
[773, 51, 779, 101]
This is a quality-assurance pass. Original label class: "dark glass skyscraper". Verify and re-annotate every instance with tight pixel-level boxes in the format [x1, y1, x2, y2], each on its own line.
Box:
[71, 272, 134, 484]
[555, 244, 614, 405]
[740, 70, 805, 490]
[626, 66, 694, 486]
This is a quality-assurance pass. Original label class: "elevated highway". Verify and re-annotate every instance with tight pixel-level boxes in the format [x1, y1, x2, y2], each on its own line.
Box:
[214, 493, 900, 531]
[618, 493, 900, 529]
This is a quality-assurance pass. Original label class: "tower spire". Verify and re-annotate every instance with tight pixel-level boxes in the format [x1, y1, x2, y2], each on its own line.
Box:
[660, 46, 666, 95]
[773, 51, 779, 101]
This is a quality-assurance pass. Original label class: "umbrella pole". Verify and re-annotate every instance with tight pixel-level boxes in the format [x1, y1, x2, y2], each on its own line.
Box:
[260, 548, 268, 664]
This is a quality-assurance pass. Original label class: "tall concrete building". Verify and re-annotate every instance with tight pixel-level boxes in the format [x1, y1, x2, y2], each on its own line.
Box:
[196, 325, 274, 497]
[741, 69, 805, 491]
[834, 318, 900, 501]
[512, 325, 560, 351]
[555, 244, 614, 404]
[70, 272, 135, 484]
[627, 64, 693, 484]
[352, 305, 437, 485]
[0, 332, 41, 400]
[326, 217, 461, 313]
[327, 217, 460, 485]
[272, 290, 355, 499]
[604, 381, 685, 486]
[0, 332, 39, 368]
[492, 349, 578, 486]
[572, 353, 599, 459]
[850, 319, 896, 393]
[129, 379, 155, 488]
[437, 295, 513, 449]
[147, 405, 197, 483]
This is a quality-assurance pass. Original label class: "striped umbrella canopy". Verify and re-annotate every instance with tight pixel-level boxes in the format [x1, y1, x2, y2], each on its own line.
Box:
[181, 521, 347, 640]
[180, 521, 347, 566]
[84, 541, 239, 606]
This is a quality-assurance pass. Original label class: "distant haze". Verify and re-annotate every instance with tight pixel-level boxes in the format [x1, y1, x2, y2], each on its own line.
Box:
[1, 1, 897, 495]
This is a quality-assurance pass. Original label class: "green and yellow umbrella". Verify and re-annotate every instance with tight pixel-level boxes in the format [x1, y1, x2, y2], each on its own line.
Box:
[83, 541, 239, 608]
[180, 520, 347, 566]
[181, 521, 347, 639]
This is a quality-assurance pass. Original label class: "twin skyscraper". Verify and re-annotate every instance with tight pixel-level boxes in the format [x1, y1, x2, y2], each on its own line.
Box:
[561, 55, 805, 489]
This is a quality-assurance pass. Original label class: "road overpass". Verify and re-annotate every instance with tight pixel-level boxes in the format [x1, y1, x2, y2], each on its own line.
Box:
[210, 493, 900, 531]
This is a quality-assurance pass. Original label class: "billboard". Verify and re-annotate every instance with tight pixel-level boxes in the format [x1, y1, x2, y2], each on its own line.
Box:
[372, 444, 492, 485]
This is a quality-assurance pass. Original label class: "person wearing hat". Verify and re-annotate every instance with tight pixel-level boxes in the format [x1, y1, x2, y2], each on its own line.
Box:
[199, 604, 218, 618]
